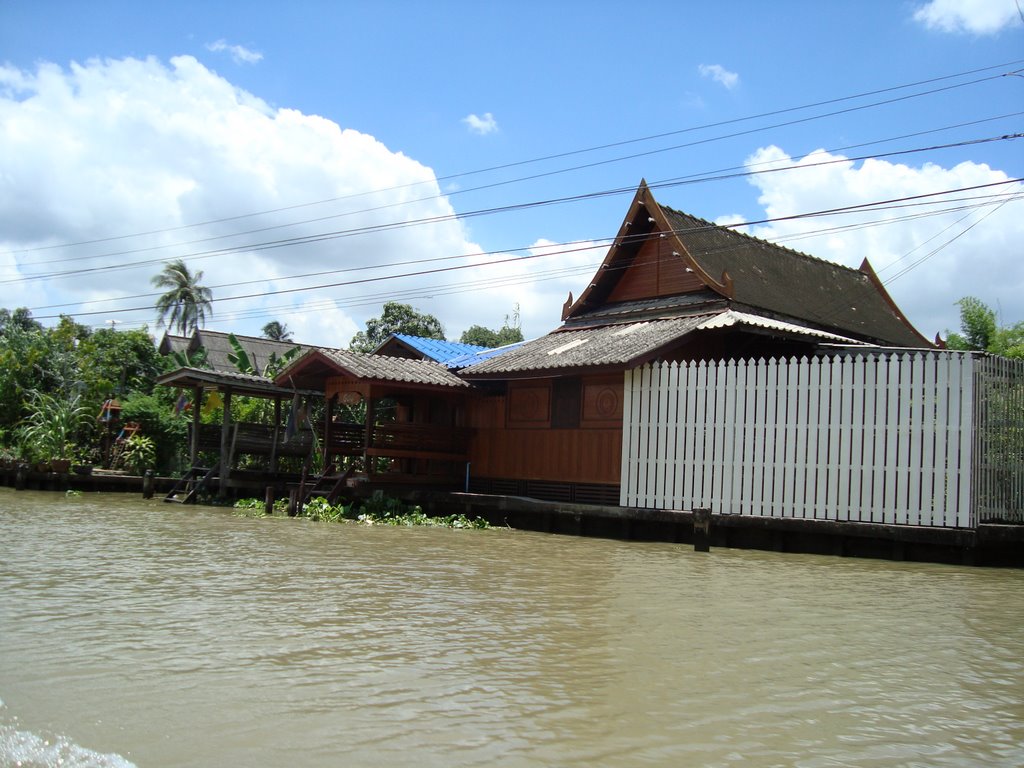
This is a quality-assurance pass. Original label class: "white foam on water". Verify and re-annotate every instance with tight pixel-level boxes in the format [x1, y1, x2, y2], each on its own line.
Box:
[0, 699, 136, 768]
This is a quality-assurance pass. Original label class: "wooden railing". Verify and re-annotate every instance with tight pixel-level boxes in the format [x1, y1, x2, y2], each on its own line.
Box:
[369, 423, 470, 461]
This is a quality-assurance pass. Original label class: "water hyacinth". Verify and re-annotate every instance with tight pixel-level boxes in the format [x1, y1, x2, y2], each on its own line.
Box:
[233, 492, 489, 529]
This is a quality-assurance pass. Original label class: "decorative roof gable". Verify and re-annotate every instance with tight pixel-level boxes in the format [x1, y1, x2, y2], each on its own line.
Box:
[563, 181, 931, 348]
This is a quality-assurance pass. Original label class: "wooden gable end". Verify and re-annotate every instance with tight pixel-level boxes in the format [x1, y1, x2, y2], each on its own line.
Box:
[606, 236, 704, 303]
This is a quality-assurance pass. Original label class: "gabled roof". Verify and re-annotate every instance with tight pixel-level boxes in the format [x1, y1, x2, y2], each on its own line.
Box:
[565, 181, 932, 348]
[274, 347, 469, 391]
[444, 339, 527, 370]
[461, 310, 869, 379]
[373, 333, 488, 368]
[158, 329, 308, 374]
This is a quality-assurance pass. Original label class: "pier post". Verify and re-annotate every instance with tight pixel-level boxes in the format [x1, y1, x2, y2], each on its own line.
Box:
[264, 486, 275, 516]
[142, 470, 154, 499]
[288, 488, 299, 517]
[693, 508, 712, 552]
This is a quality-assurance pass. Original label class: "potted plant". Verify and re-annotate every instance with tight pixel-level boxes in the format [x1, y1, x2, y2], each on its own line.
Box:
[17, 390, 90, 474]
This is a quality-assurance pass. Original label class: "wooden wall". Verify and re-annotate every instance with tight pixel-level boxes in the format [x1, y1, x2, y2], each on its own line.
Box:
[607, 238, 703, 303]
[468, 373, 623, 484]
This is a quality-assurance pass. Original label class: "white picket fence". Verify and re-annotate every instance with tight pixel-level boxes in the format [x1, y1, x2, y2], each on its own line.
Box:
[621, 352, 1023, 528]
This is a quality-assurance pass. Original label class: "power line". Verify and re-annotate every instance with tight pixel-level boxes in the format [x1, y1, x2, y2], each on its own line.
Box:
[6, 132, 1020, 288]
[6, 59, 1021, 259]
[28, 178, 1023, 322]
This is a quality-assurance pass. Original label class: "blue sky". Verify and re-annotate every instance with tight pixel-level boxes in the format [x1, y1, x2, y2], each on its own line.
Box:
[1, 0, 1022, 346]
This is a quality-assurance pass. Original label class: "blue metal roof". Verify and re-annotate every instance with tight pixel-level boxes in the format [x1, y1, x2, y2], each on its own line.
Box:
[390, 334, 489, 368]
[444, 340, 526, 370]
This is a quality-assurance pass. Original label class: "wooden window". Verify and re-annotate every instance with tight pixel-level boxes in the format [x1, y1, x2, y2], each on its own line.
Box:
[552, 377, 581, 429]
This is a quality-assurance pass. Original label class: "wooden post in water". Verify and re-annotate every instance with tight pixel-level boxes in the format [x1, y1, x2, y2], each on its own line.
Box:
[142, 469, 154, 499]
[288, 487, 299, 517]
[693, 508, 712, 552]
[264, 486, 275, 516]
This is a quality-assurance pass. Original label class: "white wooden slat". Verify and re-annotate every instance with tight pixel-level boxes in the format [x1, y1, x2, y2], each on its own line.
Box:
[919, 355, 938, 526]
[931, 355, 950, 527]
[813, 357, 830, 520]
[956, 355, 973, 527]
[882, 354, 900, 525]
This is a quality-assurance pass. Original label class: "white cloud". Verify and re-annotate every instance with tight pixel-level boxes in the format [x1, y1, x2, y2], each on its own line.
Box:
[0, 55, 519, 347]
[698, 64, 739, 90]
[206, 39, 264, 64]
[913, 0, 1023, 34]
[734, 145, 1024, 341]
[462, 112, 499, 135]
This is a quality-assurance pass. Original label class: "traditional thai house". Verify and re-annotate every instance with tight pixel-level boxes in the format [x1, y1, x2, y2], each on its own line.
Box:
[456, 180, 934, 504]
[270, 180, 936, 506]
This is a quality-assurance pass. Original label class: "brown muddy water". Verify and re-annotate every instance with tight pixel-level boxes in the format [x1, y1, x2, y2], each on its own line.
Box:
[1, 488, 1022, 767]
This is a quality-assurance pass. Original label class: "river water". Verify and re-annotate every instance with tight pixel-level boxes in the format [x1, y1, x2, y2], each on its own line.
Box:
[0, 488, 1022, 768]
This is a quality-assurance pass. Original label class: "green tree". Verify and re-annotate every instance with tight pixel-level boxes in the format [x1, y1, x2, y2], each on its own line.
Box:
[152, 259, 213, 335]
[946, 297, 1024, 359]
[459, 304, 524, 348]
[261, 320, 293, 342]
[349, 301, 445, 352]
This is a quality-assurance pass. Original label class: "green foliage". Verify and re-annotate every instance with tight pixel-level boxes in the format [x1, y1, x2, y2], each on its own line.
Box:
[298, 492, 489, 528]
[350, 301, 445, 352]
[171, 346, 210, 370]
[152, 259, 213, 335]
[947, 297, 1024, 359]
[227, 333, 257, 374]
[76, 326, 166, 404]
[227, 333, 301, 378]
[459, 324, 524, 348]
[119, 390, 187, 472]
[261, 321, 293, 342]
[18, 390, 91, 461]
[117, 434, 156, 474]
[232, 497, 288, 517]
[459, 304, 524, 348]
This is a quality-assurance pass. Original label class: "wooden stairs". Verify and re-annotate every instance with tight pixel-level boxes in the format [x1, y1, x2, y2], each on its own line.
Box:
[164, 461, 221, 504]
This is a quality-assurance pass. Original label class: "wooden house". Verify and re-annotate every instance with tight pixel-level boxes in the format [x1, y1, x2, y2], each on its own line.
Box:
[272, 180, 936, 505]
[456, 180, 934, 504]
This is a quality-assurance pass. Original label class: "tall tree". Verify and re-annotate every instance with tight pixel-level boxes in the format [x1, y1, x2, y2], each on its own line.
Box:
[152, 259, 213, 335]
[459, 304, 524, 348]
[946, 297, 1023, 359]
[261, 320, 293, 342]
[350, 301, 445, 352]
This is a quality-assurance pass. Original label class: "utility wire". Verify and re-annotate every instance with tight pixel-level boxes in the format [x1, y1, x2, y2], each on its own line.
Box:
[6, 132, 1020, 287]
[29, 178, 1023, 321]
[6, 59, 1022, 257]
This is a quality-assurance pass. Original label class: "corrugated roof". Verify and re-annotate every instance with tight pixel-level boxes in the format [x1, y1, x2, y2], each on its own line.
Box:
[295, 348, 470, 388]
[699, 310, 871, 344]
[461, 310, 871, 377]
[385, 334, 488, 366]
[461, 316, 713, 376]
[444, 340, 527, 370]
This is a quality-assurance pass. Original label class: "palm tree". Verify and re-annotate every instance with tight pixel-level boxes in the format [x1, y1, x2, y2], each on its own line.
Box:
[261, 320, 293, 342]
[152, 259, 213, 335]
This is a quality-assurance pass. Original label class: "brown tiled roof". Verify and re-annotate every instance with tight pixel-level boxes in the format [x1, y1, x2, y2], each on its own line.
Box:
[278, 348, 469, 389]
[661, 207, 930, 347]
